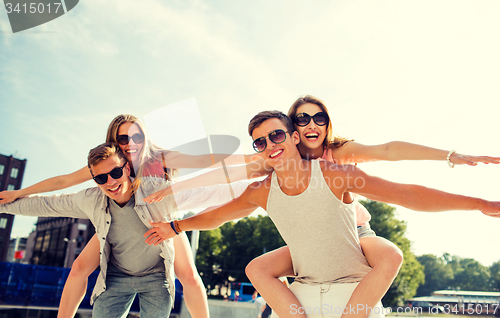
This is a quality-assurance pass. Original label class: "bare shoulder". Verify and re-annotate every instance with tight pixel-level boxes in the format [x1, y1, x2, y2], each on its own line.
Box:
[243, 176, 272, 208]
[319, 160, 359, 176]
[328, 141, 363, 163]
[319, 161, 367, 195]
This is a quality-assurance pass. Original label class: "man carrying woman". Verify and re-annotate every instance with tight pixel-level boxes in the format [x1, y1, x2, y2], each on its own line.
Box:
[145, 110, 500, 318]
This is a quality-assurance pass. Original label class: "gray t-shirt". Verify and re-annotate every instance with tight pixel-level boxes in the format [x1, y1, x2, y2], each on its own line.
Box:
[108, 196, 164, 276]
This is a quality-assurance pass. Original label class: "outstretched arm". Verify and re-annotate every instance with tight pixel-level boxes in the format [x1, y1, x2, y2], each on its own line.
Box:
[0, 167, 92, 204]
[144, 159, 271, 203]
[337, 165, 500, 217]
[163, 151, 261, 169]
[335, 141, 500, 166]
[0, 187, 94, 219]
[144, 183, 263, 244]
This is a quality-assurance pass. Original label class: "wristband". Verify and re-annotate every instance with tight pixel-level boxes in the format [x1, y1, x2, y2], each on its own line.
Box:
[446, 150, 456, 168]
[170, 221, 180, 235]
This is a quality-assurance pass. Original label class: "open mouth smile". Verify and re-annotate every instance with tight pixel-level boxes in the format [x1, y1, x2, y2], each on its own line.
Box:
[270, 149, 283, 158]
[108, 184, 121, 193]
[305, 132, 319, 141]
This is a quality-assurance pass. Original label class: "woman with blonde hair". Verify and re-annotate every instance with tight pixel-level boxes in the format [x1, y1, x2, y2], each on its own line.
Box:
[0, 114, 256, 318]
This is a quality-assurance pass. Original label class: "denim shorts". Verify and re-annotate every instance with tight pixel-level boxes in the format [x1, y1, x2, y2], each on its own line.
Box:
[357, 223, 376, 239]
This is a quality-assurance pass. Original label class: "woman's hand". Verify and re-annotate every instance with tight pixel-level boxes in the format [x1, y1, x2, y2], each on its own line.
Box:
[479, 200, 500, 218]
[144, 220, 177, 245]
[0, 190, 23, 204]
[143, 186, 174, 203]
[450, 153, 500, 166]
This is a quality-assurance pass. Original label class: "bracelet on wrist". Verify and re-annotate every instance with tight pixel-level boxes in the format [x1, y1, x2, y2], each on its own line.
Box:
[446, 150, 456, 168]
[170, 221, 180, 235]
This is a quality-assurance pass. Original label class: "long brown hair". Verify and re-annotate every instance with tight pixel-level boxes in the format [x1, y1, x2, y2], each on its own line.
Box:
[106, 114, 176, 189]
[288, 95, 352, 149]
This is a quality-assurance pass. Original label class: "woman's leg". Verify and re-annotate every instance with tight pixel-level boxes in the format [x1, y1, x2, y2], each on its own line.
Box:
[57, 234, 100, 318]
[340, 236, 403, 318]
[246, 246, 307, 318]
[173, 232, 209, 318]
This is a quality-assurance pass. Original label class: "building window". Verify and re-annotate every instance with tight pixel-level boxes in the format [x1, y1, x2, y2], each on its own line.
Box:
[10, 168, 19, 179]
[7, 184, 15, 191]
[0, 218, 7, 229]
[0, 164, 4, 175]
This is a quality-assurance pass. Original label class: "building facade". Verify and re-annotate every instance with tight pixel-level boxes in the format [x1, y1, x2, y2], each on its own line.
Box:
[0, 153, 27, 262]
[24, 217, 95, 268]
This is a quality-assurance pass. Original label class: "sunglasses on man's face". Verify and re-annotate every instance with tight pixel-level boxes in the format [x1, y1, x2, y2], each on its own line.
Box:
[252, 129, 288, 153]
[294, 112, 329, 127]
[92, 162, 127, 185]
[116, 133, 145, 146]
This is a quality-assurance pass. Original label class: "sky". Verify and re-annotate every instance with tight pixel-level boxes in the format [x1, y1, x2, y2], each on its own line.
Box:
[1, 0, 500, 266]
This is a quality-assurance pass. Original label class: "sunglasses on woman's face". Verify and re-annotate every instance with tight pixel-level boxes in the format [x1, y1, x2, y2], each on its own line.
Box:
[252, 129, 288, 153]
[116, 133, 145, 145]
[294, 112, 329, 127]
[92, 162, 127, 185]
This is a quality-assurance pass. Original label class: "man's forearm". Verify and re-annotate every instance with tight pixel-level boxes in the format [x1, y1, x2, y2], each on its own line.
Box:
[177, 196, 258, 232]
[177, 211, 228, 232]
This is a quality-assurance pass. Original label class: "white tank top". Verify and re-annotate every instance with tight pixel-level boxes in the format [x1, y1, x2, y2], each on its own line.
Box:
[267, 160, 371, 284]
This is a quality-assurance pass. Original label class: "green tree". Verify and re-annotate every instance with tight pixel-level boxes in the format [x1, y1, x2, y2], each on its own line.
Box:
[360, 200, 425, 307]
[416, 254, 454, 296]
[489, 260, 500, 291]
[192, 228, 227, 293]
[220, 215, 285, 283]
[450, 256, 491, 291]
[195, 215, 285, 294]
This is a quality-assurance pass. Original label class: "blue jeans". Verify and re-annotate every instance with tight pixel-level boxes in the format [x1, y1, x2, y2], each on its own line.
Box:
[93, 270, 172, 318]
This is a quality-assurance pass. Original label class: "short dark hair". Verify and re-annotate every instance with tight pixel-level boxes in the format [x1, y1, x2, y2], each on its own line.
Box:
[88, 142, 126, 169]
[248, 110, 295, 136]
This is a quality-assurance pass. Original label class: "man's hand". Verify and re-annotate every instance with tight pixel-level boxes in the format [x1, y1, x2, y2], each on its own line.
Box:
[144, 220, 177, 245]
[143, 186, 174, 203]
[479, 201, 500, 217]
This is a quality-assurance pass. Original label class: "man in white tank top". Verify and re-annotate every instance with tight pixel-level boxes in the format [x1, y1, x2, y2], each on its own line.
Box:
[145, 111, 500, 318]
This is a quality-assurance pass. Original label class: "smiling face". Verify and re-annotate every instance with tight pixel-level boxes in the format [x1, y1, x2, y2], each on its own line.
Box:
[117, 122, 144, 164]
[251, 118, 300, 168]
[294, 103, 328, 151]
[90, 154, 133, 206]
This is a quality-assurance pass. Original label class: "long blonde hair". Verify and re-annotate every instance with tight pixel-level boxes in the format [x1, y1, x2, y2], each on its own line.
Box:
[106, 114, 176, 189]
[288, 95, 352, 150]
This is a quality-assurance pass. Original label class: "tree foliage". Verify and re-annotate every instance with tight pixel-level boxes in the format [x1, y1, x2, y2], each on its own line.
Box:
[490, 261, 500, 291]
[416, 254, 454, 296]
[194, 215, 285, 294]
[417, 253, 497, 294]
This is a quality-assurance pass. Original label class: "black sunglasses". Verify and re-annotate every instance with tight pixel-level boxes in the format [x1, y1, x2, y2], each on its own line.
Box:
[116, 133, 145, 146]
[294, 112, 329, 127]
[92, 162, 127, 185]
[252, 129, 288, 153]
